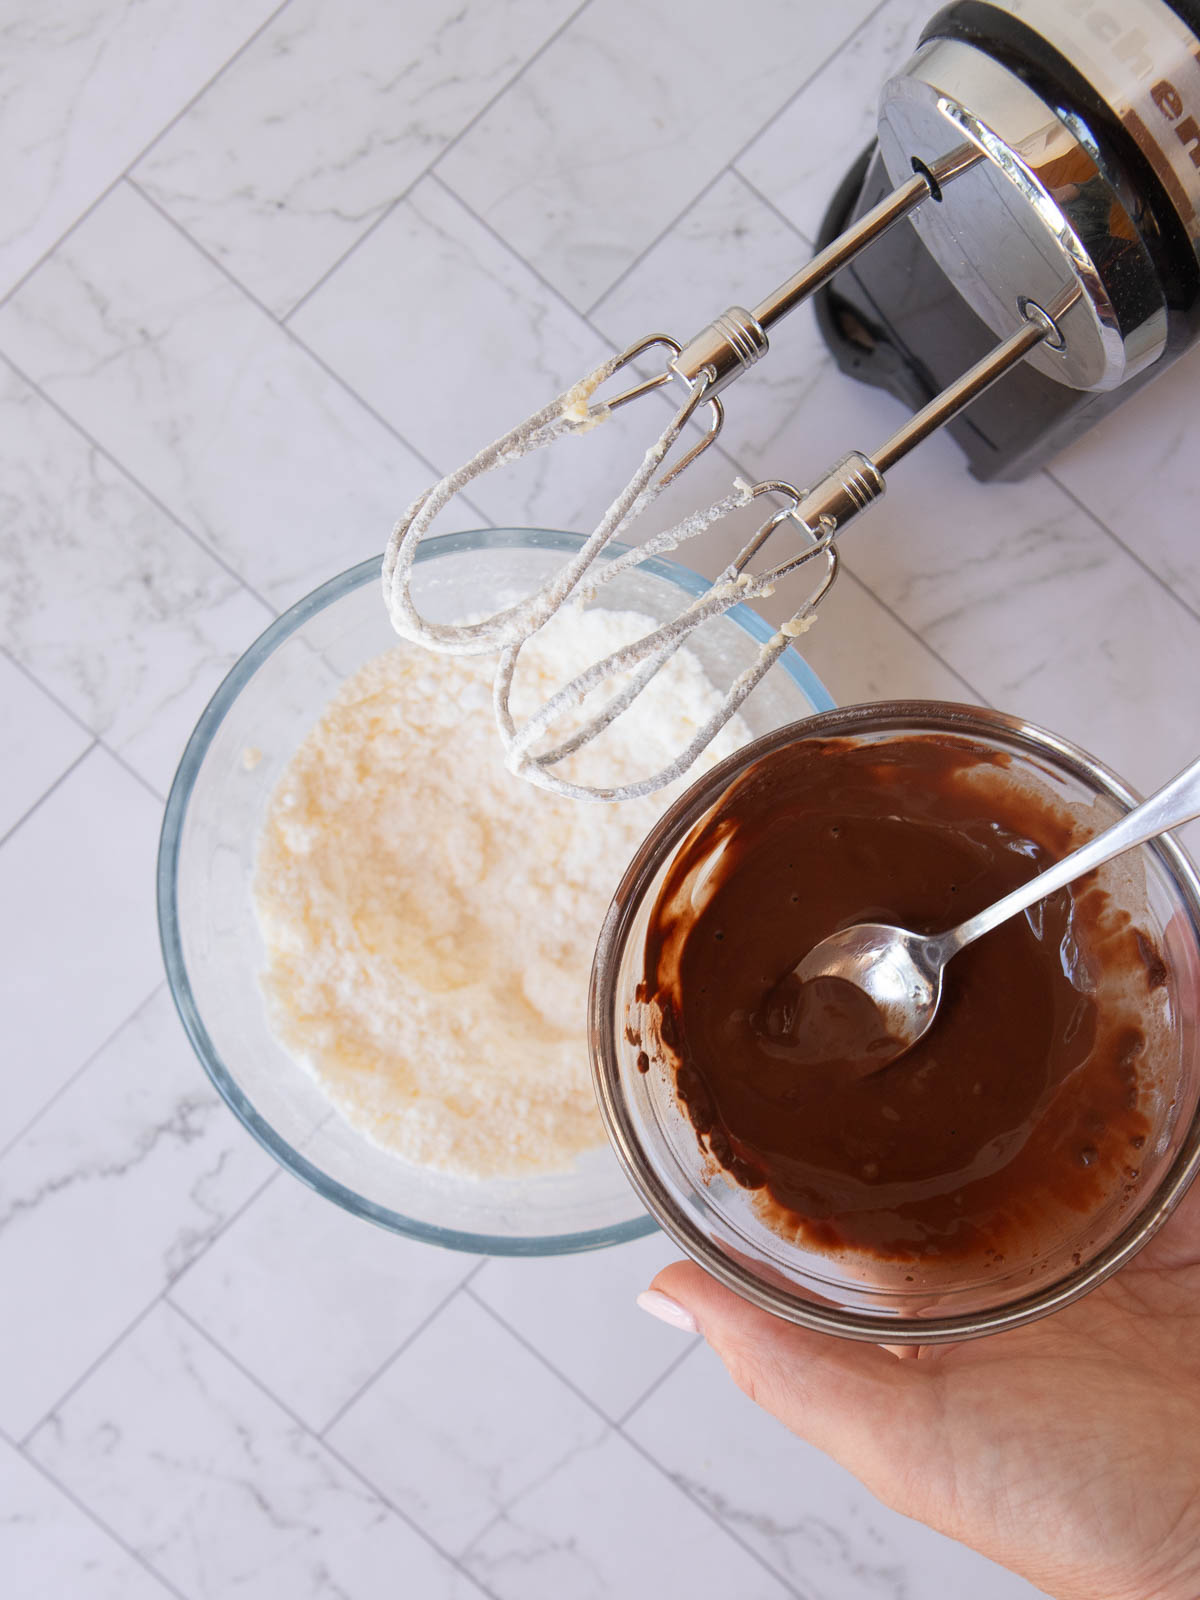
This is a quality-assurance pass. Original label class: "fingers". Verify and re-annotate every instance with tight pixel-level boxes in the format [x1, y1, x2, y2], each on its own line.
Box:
[645, 1260, 939, 1492]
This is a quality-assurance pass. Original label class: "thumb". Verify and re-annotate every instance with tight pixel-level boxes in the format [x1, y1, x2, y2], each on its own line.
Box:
[643, 1260, 938, 1499]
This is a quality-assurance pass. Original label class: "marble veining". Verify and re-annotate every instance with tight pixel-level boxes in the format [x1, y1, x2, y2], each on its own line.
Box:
[468, 1229, 698, 1422]
[1050, 347, 1200, 620]
[327, 1291, 608, 1556]
[28, 1303, 484, 1599]
[134, 0, 580, 318]
[438, 0, 881, 310]
[623, 1344, 1040, 1598]
[0, 361, 272, 792]
[291, 174, 629, 535]
[461, 1428, 795, 1599]
[0, 183, 436, 612]
[0, 655, 91, 840]
[671, 1470, 909, 1600]
[0, 987, 271, 1439]
[169, 1174, 480, 1433]
[0, 0, 282, 299]
[736, 0, 928, 244]
[0, 1434, 174, 1599]
[0, 749, 162, 1156]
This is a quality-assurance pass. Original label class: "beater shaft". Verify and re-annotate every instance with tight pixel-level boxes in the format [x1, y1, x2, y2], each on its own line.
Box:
[670, 144, 983, 399]
[762, 302, 1059, 564]
[757, 141, 984, 337]
[872, 306, 1055, 473]
[752, 172, 931, 335]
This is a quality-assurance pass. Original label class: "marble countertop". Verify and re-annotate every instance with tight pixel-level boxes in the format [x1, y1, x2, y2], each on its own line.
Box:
[3, 2, 1197, 1596]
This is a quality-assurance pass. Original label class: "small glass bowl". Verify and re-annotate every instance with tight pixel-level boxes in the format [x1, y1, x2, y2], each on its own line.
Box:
[158, 529, 832, 1256]
[590, 703, 1200, 1336]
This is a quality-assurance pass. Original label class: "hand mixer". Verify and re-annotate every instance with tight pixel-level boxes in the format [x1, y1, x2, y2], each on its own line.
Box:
[383, 0, 1200, 801]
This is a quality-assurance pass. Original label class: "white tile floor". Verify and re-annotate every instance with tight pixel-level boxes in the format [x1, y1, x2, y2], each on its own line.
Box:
[3, 3, 1197, 1596]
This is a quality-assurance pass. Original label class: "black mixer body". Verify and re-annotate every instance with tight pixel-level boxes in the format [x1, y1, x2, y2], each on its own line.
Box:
[817, 0, 1200, 480]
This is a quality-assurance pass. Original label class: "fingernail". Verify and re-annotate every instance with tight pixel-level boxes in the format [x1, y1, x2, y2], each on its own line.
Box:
[636, 1289, 698, 1334]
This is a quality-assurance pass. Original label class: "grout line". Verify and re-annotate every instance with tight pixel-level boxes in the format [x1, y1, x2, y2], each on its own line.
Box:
[131, 0, 299, 170]
[163, 1168, 281, 1291]
[831, 561, 992, 708]
[18, 1166, 280, 1449]
[0, 646, 168, 809]
[0, 982, 165, 1165]
[0, 647, 95, 741]
[0, 0, 298, 314]
[104, 744, 168, 808]
[580, 0, 889, 323]
[0, 349, 282, 622]
[462, 1281, 633, 1431]
[318, 1263, 488, 1440]
[122, 178, 493, 530]
[1045, 466, 1200, 630]
[725, 0, 894, 176]
[20, 1295, 165, 1450]
[615, 1336, 702, 1427]
[580, 162, 745, 325]
[165, 1300, 503, 1600]
[427, 171, 622, 360]
[732, 166, 816, 250]
[282, 0, 597, 325]
[0, 186, 123, 314]
[0, 739, 97, 853]
[15, 1443, 190, 1600]
[120, 179, 293, 326]
[280, 200, 398, 326]
[462, 1288, 805, 1599]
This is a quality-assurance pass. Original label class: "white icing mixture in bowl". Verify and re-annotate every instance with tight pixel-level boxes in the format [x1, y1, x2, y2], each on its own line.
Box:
[158, 532, 832, 1253]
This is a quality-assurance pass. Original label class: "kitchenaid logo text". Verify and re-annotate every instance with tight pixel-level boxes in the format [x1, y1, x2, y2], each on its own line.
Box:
[1151, 79, 1200, 169]
[1061, 0, 1156, 79]
[1057, 0, 1200, 169]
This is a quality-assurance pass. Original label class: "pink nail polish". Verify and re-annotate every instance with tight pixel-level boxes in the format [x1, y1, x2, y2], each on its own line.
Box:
[636, 1289, 698, 1334]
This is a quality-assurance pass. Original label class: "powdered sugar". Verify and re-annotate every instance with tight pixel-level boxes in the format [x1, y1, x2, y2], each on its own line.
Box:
[253, 606, 748, 1179]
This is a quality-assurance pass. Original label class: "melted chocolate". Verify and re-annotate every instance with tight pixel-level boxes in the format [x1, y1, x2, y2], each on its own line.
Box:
[641, 735, 1160, 1265]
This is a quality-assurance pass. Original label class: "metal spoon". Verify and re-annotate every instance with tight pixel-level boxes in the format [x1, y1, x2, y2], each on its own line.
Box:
[786, 750, 1200, 1072]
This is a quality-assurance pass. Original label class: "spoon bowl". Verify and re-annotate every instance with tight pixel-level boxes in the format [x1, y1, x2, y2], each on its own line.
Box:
[784, 748, 1200, 1069]
[788, 921, 945, 1071]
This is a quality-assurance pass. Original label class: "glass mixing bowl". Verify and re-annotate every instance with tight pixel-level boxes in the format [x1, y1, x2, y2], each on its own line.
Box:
[158, 529, 832, 1256]
[590, 703, 1200, 1335]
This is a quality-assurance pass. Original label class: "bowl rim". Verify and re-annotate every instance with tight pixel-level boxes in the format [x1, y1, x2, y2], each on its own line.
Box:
[589, 700, 1200, 1330]
[157, 527, 834, 1256]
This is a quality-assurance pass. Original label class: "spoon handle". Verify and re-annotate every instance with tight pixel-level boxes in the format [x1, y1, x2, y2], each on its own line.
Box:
[940, 751, 1200, 960]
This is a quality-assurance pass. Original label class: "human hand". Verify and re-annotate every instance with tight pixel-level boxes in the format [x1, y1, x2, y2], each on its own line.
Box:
[639, 1183, 1200, 1600]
